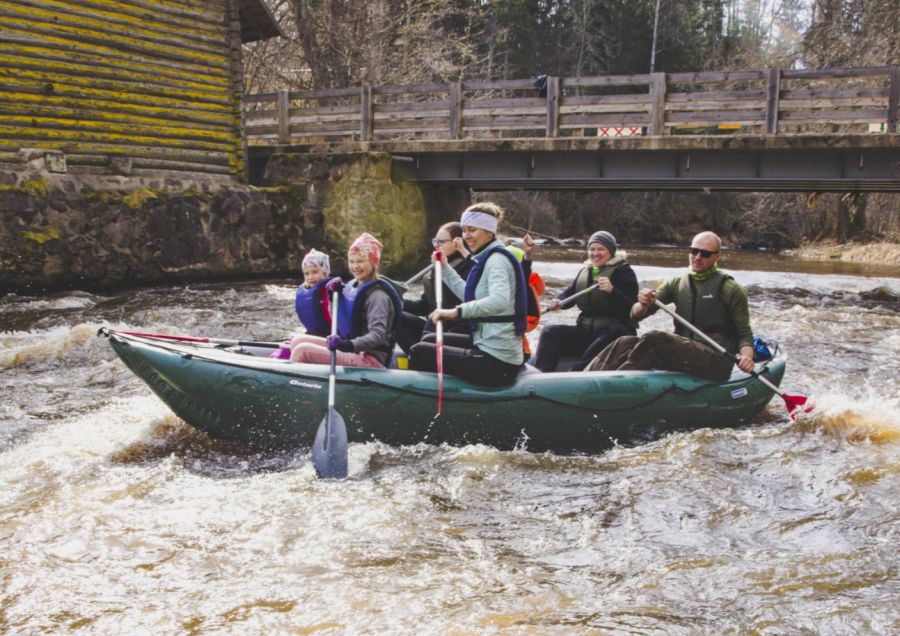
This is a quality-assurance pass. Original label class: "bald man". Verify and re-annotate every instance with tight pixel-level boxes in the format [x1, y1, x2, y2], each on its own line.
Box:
[586, 231, 755, 382]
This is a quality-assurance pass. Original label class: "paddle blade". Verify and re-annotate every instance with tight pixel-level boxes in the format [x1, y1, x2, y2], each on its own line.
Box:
[312, 407, 348, 479]
[782, 393, 813, 420]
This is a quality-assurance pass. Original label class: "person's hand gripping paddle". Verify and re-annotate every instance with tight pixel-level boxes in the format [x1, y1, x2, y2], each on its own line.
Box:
[654, 300, 811, 419]
[312, 290, 349, 479]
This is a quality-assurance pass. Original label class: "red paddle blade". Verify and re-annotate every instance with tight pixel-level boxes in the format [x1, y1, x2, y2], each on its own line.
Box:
[782, 393, 813, 420]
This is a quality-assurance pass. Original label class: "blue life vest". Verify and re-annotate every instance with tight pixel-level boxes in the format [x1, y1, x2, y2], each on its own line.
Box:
[335, 278, 404, 355]
[463, 245, 528, 335]
[294, 278, 332, 337]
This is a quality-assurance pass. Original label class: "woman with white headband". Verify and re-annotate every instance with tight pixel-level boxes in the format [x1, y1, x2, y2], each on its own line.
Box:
[409, 202, 528, 385]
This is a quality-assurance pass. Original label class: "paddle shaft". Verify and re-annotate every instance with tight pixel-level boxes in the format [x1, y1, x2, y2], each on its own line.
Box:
[543, 283, 600, 312]
[505, 223, 564, 243]
[328, 291, 338, 408]
[434, 254, 444, 415]
[404, 263, 434, 287]
[112, 330, 285, 348]
[652, 300, 785, 397]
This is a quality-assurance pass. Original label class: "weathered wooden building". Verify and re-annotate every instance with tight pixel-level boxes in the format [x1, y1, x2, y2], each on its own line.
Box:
[0, 0, 280, 180]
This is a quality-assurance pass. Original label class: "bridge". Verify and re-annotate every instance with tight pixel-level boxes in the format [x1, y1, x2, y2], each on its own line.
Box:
[245, 66, 900, 192]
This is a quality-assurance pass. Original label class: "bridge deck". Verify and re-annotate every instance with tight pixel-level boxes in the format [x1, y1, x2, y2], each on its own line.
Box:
[246, 66, 900, 191]
[250, 134, 900, 191]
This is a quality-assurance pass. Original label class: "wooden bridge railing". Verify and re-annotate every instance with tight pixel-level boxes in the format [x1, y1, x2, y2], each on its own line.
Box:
[244, 66, 900, 145]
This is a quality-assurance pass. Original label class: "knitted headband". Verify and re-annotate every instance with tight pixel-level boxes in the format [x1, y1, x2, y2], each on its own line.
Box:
[588, 230, 617, 256]
[348, 232, 382, 267]
[301, 248, 330, 275]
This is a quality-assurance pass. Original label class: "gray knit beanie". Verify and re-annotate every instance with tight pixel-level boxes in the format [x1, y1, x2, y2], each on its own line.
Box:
[588, 230, 617, 255]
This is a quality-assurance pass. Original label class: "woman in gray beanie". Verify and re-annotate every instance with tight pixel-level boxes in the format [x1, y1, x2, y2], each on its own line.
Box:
[531, 230, 639, 372]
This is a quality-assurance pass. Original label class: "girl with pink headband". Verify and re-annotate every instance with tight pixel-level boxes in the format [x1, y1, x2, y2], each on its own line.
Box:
[289, 233, 403, 369]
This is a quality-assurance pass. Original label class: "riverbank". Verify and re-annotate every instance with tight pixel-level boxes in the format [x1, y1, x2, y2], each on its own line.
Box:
[785, 241, 900, 267]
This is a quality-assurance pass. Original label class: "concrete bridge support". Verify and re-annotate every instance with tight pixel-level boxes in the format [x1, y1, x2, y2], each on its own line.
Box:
[262, 151, 470, 277]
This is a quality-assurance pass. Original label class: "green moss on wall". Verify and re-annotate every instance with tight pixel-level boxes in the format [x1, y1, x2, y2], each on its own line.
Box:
[21, 178, 48, 198]
[22, 226, 60, 244]
[323, 155, 427, 271]
[82, 188, 123, 205]
[123, 188, 158, 209]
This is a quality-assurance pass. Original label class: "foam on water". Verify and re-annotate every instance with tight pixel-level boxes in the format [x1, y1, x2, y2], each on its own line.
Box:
[795, 390, 900, 445]
[264, 283, 296, 301]
[0, 322, 101, 369]
[0, 292, 97, 314]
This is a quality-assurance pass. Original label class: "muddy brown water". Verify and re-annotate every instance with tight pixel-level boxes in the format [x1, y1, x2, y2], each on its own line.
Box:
[1, 248, 898, 633]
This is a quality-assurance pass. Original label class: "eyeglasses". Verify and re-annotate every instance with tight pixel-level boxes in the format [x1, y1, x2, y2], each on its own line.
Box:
[689, 247, 719, 258]
[432, 238, 450, 247]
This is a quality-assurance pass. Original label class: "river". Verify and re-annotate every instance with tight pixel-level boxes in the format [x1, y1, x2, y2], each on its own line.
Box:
[1, 248, 898, 634]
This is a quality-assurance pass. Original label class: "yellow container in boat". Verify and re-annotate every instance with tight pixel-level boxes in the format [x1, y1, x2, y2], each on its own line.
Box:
[396, 356, 409, 369]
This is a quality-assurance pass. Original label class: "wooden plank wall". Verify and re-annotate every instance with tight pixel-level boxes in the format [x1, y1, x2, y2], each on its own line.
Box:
[245, 66, 899, 145]
[0, 0, 243, 177]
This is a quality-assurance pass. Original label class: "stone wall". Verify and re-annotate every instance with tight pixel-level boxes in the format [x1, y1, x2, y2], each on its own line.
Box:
[1, 152, 470, 295]
[0, 169, 315, 294]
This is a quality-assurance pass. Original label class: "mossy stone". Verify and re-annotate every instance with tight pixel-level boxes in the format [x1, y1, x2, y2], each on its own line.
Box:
[322, 155, 426, 272]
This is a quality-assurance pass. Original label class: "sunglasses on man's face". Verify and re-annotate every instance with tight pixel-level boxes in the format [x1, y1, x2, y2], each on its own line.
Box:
[689, 247, 719, 258]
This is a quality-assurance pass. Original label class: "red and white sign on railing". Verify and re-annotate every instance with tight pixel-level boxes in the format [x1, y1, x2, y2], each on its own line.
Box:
[598, 126, 642, 137]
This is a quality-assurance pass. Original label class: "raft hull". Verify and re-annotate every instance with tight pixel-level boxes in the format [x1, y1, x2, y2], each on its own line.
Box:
[106, 331, 786, 453]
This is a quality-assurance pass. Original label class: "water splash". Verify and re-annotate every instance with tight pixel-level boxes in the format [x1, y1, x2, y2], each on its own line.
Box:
[794, 392, 900, 445]
[0, 323, 100, 369]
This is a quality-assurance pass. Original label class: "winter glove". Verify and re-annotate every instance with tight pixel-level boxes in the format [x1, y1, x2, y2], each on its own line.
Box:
[326, 335, 354, 352]
[325, 278, 344, 295]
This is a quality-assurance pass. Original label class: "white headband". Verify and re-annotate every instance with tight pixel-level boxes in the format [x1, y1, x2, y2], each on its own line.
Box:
[460, 210, 498, 234]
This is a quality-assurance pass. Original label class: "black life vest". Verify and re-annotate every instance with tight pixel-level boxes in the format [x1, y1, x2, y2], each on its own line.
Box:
[572, 259, 630, 331]
[421, 252, 472, 310]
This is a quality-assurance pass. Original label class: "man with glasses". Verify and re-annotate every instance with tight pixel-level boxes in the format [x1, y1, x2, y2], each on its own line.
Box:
[585, 231, 756, 382]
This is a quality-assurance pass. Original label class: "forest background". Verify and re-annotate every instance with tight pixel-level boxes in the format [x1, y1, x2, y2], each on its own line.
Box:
[243, 0, 899, 249]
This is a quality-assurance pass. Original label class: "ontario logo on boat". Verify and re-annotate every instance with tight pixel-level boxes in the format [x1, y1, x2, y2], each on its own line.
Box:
[730, 388, 748, 399]
[290, 380, 322, 389]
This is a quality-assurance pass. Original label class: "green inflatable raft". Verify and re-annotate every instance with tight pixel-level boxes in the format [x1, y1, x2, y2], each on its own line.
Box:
[101, 329, 786, 453]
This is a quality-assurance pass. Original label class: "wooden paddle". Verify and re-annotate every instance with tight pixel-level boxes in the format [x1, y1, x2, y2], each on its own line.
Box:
[311, 291, 349, 479]
[434, 251, 444, 416]
[653, 300, 811, 419]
